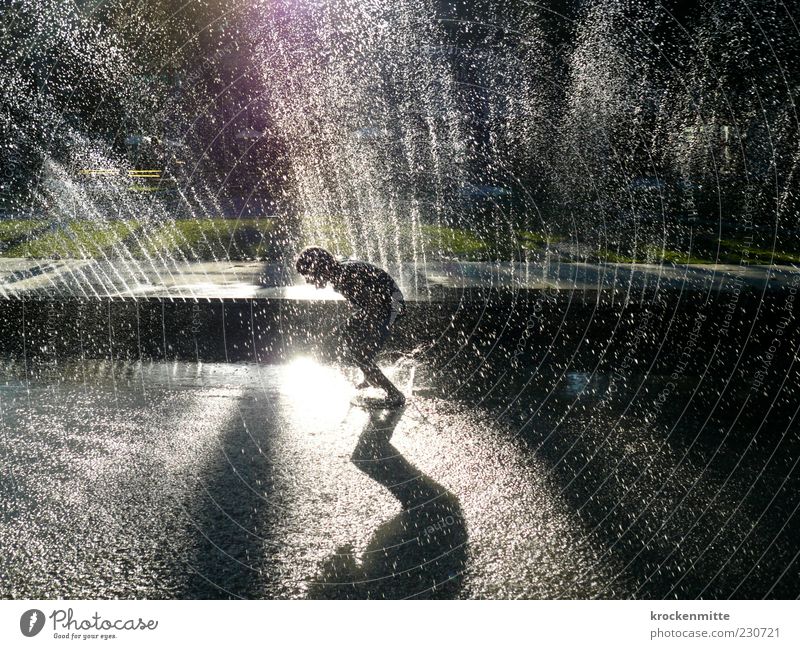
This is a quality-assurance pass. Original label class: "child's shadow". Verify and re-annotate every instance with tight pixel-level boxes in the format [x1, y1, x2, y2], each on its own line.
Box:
[307, 406, 468, 599]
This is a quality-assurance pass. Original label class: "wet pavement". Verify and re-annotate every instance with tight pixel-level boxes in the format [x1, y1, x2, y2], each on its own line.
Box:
[1, 357, 797, 599]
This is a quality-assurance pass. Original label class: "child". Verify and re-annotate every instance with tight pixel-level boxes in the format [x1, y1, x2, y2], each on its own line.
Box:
[295, 247, 406, 406]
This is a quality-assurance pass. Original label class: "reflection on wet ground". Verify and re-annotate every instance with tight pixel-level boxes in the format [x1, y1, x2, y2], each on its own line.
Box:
[0, 358, 797, 598]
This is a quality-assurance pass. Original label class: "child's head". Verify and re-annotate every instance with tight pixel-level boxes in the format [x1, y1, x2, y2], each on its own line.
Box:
[295, 247, 338, 288]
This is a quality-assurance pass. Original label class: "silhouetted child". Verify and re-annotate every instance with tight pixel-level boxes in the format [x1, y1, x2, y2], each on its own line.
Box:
[295, 247, 406, 406]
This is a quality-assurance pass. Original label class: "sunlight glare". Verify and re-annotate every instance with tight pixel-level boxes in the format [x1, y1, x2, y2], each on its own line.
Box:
[279, 356, 355, 425]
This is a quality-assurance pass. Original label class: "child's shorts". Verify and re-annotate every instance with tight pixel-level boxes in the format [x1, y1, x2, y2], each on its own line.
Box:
[339, 311, 392, 367]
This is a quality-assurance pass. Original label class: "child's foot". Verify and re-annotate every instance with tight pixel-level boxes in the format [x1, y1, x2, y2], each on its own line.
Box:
[384, 389, 406, 408]
[351, 390, 405, 409]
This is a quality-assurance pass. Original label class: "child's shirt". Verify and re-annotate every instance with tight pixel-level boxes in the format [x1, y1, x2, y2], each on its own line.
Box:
[333, 261, 404, 321]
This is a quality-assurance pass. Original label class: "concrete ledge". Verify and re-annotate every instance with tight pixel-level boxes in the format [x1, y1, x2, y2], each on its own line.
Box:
[0, 286, 794, 368]
[0, 258, 796, 301]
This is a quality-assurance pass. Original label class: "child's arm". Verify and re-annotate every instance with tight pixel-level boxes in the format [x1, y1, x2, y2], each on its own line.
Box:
[389, 288, 404, 326]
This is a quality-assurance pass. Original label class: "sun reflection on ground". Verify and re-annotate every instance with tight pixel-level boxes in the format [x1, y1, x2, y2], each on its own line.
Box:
[278, 356, 357, 429]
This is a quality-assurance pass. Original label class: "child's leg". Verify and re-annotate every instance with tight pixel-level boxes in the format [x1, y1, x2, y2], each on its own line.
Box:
[345, 311, 404, 402]
[356, 361, 388, 389]
[358, 361, 405, 403]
